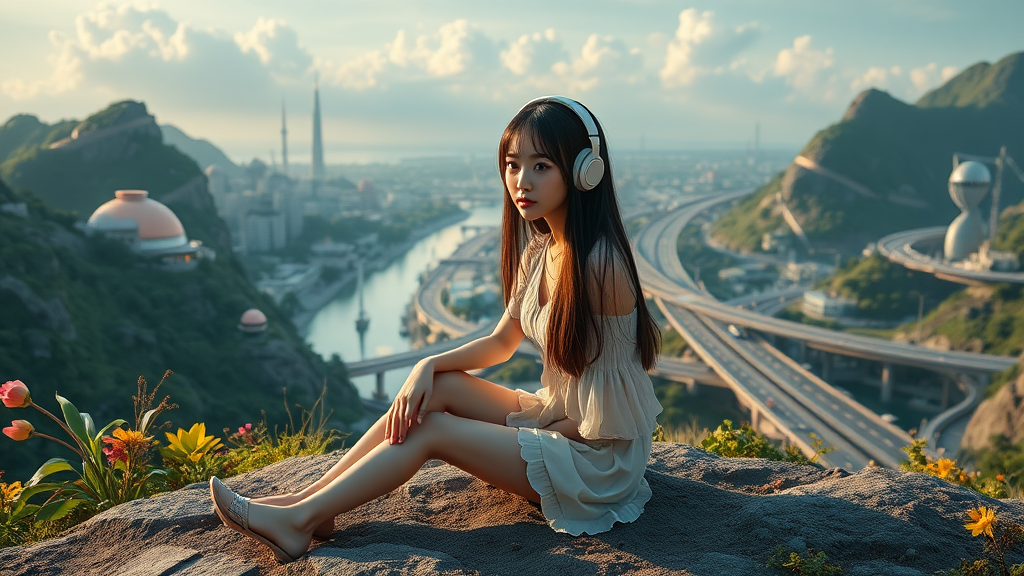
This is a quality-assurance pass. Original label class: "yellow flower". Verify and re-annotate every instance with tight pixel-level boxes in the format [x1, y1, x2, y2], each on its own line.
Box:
[0, 481, 22, 507]
[112, 428, 153, 450]
[959, 471, 968, 483]
[964, 506, 996, 539]
[928, 458, 956, 479]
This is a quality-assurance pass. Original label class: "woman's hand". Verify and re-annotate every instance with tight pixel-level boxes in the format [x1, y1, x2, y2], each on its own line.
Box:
[385, 358, 435, 444]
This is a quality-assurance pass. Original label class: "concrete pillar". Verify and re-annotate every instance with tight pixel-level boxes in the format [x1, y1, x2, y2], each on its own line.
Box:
[750, 406, 760, 430]
[941, 378, 951, 411]
[821, 354, 831, 382]
[373, 372, 387, 401]
[881, 363, 893, 403]
[685, 379, 698, 394]
[798, 341, 807, 364]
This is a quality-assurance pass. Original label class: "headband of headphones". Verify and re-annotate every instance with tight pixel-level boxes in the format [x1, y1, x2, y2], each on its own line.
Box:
[520, 96, 606, 191]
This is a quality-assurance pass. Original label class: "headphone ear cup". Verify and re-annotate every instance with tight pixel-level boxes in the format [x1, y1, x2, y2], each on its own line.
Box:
[573, 149, 605, 191]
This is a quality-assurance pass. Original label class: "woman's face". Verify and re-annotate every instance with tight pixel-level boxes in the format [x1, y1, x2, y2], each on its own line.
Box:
[504, 133, 568, 222]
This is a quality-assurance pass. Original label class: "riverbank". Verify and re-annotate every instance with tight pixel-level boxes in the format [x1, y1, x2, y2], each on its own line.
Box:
[292, 208, 472, 336]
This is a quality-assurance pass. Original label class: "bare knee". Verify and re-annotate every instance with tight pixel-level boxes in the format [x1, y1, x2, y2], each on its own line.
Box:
[413, 412, 454, 460]
[429, 370, 469, 413]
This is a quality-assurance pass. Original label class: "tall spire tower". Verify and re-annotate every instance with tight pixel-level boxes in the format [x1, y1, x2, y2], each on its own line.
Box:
[311, 73, 325, 183]
[280, 100, 289, 177]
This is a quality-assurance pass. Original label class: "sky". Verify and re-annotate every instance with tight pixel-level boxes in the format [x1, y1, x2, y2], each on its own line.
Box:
[1, 0, 1022, 165]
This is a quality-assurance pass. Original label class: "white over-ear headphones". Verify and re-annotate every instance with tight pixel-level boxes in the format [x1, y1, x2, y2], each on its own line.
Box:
[520, 96, 606, 191]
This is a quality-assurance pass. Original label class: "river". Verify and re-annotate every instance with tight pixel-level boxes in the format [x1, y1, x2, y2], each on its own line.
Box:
[305, 203, 502, 399]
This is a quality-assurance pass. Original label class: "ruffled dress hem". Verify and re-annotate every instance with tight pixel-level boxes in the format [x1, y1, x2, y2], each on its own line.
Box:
[516, 427, 652, 537]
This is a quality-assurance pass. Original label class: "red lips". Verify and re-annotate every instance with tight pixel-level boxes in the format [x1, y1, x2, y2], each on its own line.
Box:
[516, 198, 536, 207]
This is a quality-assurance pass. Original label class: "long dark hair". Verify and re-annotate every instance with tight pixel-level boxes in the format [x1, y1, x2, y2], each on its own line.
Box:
[498, 99, 660, 378]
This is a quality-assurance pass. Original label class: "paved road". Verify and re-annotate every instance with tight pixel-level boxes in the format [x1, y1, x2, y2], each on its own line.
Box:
[877, 226, 1024, 285]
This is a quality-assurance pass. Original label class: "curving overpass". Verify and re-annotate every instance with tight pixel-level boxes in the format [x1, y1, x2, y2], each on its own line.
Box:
[635, 197, 903, 469]
[876, 227, 1024, 286]
[635, 193, 1019, 468]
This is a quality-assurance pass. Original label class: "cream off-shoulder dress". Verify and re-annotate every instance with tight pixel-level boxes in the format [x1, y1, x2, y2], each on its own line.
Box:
[505, 233, 664, 536]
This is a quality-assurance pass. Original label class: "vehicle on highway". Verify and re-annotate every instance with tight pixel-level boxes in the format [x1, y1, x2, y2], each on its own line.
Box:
[881, 413, 898, 424]
[727, 324, 747, 339]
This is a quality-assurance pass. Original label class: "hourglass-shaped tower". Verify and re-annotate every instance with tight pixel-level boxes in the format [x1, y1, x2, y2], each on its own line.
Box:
[944, 161, 991, 261]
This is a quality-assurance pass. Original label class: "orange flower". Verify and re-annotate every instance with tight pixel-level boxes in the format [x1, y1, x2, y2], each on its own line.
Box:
[959, 471, 968, 483]
[964, 506, 996, 539]
[102, 428, 153, 464]
[2, 420, 34, 441]
[928, 458, 956, 479]
[0, 381, 30, 408]
[996, 474, 1005, 482]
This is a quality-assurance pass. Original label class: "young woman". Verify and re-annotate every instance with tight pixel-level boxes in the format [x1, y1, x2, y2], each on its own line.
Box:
[209, 96, 663, 563]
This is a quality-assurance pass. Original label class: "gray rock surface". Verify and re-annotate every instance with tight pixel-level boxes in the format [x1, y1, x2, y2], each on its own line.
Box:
[962, 368, 1024, 453]
[1, 443, 1022, 576]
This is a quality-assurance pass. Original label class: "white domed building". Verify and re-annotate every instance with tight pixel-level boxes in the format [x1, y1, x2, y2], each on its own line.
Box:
[238, 308, 268, 333]
[87, 189, 213, 271]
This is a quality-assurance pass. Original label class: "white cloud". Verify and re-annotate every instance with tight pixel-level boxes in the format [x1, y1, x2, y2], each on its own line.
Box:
[1, 2, 312, 105]
[327, 19, 499, 89]
[556, 34, 643, 91]
[850, 66, 890, 93]
[909, 62, 958, 95]
[234, 17, 311, 81]
[660, 9, 760, 87]
[773, 35, 835, 100]
[501, 29, 568, 76]
[847, 62, 959, 101]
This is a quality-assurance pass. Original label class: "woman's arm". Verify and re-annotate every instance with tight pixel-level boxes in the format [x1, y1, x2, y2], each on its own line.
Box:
[425, 308, 525, 373]
[541, 418, 586, 442]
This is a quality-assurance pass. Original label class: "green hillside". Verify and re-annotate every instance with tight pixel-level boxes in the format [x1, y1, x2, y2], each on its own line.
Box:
[160, 124, 245, 180]
[712, 51, 1024, 254]
[0, 115, 75, 164]
[0, 102, 213, 238]
[0, 101, 364, 482]
[0, 182, 363, 481]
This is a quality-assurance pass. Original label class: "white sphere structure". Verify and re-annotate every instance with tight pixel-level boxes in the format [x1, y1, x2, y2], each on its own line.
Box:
[944, 161, 991, 261]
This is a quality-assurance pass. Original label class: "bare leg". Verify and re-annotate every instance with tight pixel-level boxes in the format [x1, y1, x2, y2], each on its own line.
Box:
[253, 370, 522, 514]
[239, 412, 538, 560]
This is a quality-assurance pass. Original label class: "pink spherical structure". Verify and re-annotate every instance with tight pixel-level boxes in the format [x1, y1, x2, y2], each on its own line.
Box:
[238, 308, 268, 333]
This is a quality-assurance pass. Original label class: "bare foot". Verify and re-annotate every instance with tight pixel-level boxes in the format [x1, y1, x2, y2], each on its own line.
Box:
[251, 492, 335, 538]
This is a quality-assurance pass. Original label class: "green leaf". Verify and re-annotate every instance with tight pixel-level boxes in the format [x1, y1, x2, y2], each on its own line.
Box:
[27, 458, 75, 487]
[34, 498, 88, 524]
[13, 482, 64, 506]
[95, 419, 127, 442]
[10, 503, 40, 523]
[55, 393, 90, 448]
[81, 412, 97, 441]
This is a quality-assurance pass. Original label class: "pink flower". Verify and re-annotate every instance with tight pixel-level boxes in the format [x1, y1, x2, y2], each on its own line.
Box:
[237, 426, 246, 435]
[245, 423, 252, 431]
[101, 436, 128, 464]
[3, 420, 34, 441]
[0, 381, 31, 408]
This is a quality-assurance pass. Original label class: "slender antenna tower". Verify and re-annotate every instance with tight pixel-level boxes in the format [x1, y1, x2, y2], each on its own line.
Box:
[280, 100, 289, 177]
[355, 260, 370, 333]
[311, 72, 325, 184]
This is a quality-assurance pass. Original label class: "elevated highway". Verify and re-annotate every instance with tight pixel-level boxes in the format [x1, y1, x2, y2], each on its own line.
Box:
[635, 197, 901, 468]
[877, 227, 1024, 286]
[635, 193, 1017, 468]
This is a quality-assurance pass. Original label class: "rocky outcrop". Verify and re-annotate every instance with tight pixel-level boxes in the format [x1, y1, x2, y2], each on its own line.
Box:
[962, 368, 1024, 454]
[2, 444, 1021, 576]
